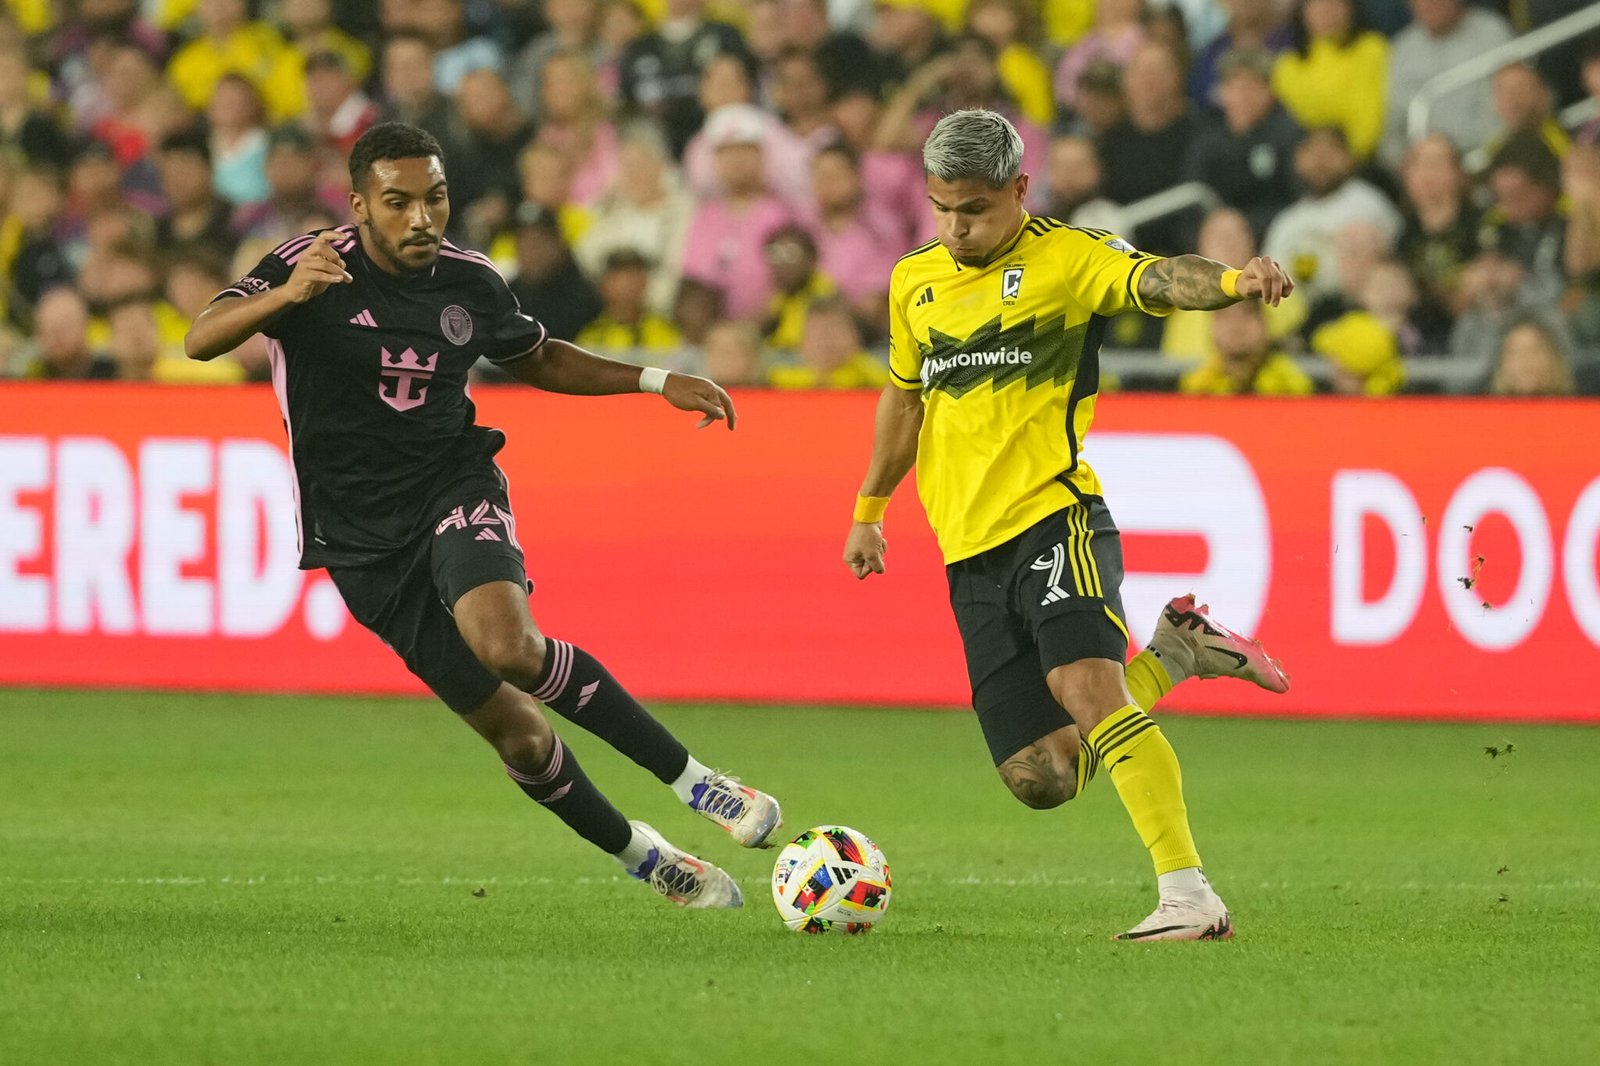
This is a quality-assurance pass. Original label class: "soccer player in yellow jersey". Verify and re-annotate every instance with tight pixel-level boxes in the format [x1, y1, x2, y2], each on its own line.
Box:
[844, 109, 1294, 941]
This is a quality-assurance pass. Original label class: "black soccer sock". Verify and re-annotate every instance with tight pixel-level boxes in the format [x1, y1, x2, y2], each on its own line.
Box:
[504, 736, 633, 855]
[526, 639, 690, 784]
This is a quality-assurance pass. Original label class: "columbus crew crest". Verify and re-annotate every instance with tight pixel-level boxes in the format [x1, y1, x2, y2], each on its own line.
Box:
[440, 304, 474, 346]
[1001, 267, 1024, 305]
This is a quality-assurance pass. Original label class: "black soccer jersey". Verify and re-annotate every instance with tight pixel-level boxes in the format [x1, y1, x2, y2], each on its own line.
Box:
[214, 225, 548, 568]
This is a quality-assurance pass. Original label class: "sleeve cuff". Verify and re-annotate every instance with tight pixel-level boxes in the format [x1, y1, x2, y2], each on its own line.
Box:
[1125, 257, 1174, 318]
[890, 367, 922, 390]
[486, 322, 549, 365]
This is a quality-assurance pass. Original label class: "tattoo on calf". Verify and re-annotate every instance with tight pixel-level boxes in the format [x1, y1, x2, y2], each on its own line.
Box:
[998, 744, 1075, 809]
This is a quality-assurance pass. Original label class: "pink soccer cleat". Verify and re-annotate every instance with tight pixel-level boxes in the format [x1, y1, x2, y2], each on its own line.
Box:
[1152, 594, 1290, 694]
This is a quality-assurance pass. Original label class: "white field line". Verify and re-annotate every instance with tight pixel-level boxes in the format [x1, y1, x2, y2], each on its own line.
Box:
[0, 874, 1594, 892]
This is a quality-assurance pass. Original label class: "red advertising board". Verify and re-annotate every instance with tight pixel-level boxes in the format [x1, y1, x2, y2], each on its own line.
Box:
[1, 384, 1595, 720]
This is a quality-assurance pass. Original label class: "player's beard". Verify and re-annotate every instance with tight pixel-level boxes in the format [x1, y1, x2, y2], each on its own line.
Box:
[368, 223, 438, 276]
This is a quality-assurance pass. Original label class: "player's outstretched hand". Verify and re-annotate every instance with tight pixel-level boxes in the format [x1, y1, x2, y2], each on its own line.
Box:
[844, 521, 887, 580]
[284, 231, 353, 304]
[662, 373, 738, 430]
[1235, 256, 1293, 306]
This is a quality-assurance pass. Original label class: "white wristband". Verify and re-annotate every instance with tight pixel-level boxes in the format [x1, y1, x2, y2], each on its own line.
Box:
[639, 367, 669, 394]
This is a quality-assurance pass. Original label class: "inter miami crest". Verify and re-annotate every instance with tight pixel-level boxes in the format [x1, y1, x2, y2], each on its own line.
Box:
[1001, 267, 1024, 305]
[440, 304, 474, 346]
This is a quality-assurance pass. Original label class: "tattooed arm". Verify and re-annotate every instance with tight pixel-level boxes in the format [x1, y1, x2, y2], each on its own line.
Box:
[1136, 254, 1295, 312]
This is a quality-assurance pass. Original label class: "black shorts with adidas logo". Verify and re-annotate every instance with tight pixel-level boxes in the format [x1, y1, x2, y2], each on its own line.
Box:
[946, 500, 1129, 764]
[327, 466, 527, 716]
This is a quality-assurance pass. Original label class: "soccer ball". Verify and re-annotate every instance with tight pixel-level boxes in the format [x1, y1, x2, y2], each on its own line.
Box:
[770, 826, 892, 934]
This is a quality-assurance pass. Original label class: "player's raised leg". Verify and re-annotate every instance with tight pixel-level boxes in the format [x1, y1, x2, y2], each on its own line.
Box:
[461, 684, 740, 908]
[452, 579, 783, 848]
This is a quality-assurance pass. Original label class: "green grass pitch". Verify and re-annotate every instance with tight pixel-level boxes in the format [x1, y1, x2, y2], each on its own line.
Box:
[2, 690, 1598, 1065]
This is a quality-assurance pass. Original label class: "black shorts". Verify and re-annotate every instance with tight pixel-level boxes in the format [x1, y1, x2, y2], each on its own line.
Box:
[327, 472, 527, 715]
[946, 500, 1129, 765]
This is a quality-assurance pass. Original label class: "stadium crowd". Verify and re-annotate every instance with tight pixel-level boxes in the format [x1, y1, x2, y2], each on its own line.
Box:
[1, 0, 1597, 395]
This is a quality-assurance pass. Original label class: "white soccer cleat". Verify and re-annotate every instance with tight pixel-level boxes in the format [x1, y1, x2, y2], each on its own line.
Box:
[1113, 895, 1234, 942]
[626, 821, 743, 909]
[1153, 594, 1290, 694]
[687, 771, 784, 849]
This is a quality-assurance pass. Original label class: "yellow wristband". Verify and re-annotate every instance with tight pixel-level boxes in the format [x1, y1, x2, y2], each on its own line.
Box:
[854, 495, 890, 523]
[1220, 269, 1243, 299]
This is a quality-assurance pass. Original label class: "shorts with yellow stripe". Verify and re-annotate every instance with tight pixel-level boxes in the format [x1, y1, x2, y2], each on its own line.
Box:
[945, 500, 1129, 764]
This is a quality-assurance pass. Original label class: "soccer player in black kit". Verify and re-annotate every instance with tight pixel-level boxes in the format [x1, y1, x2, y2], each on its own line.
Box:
[185, 123, 780, 909]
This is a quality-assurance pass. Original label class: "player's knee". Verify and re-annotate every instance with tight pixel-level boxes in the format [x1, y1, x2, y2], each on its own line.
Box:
[477, 629, 549, 687]
[493, 710, 555, 774]
[999, 768, 1073, 809]
[1046, 662, 1128, 731]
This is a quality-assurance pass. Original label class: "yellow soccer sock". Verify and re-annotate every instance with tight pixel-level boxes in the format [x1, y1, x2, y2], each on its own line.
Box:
[1124, 649, 1174, 712]
[1086, 704, 1202, 876]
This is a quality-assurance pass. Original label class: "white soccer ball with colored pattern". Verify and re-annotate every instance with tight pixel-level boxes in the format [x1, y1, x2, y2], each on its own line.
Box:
[770, 826, 892, 934]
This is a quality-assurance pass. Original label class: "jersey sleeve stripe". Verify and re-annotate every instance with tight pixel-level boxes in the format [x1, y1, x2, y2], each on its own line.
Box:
[486, 320, 548, 365]
[890, 366, 921, 388]
[272, 233, 318, 259]
[1125, 256, 1167, 315]
[211, 286, 250, 301]
[439, 245, 508, 280]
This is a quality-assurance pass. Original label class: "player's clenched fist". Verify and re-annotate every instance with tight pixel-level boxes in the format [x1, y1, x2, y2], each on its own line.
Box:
[1234, 256, 1294, 306]
[844, 521, 887, 580]
[284, 231, 354, 304]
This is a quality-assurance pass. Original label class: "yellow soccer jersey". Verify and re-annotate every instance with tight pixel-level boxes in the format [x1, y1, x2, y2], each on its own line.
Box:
[889, 217, 1169, 564]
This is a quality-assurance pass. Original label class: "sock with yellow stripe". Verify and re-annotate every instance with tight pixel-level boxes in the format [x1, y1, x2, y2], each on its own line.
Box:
[1086, 704, 1202, 877]
[1124, 649, 1175, 712]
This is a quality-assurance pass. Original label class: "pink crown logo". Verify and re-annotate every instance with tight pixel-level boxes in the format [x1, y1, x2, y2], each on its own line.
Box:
[382, 346, 439, 373]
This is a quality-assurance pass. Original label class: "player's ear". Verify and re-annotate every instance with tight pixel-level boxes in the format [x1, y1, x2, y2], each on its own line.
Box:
[1013, 173, 1029, 206]
[349, 189, 366, 225]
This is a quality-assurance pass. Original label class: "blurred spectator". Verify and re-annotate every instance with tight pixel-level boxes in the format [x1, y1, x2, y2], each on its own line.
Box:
[20, 287, 115, 380]
[1576, 46, 1600, 147]
[165, 248, 233, 328]
[207, 74, 270, 205]
[762, 223, 837, 351]
[377, 32, 453, 139]
[155, 130, 236, 256]
[1359, 259, 1426, 358]
[966, 0, 1053, 128]
[772, 49, 834, 145]
[1143, 6, 1192, 72]
[868, 0, 948, 93]
[1381, 0, 1513, 167]
[1263, 127, 1401, 307]
[1272, 0, 1387, 161]
[0, 44, 70, 168]
[575, 122, 693, 314]
[1183, 48, 1302, 240]
[89, 42, 176, 167]
[263, 0, 372, 124]
[777, 0, 882, 100]
[1484, 63, 1571, 165]
[448, 70, 535, 244]
[1300, 217, 1389, 334]
[507, 204, 602, 343]
[879, 37, 1046, 196]
[768, 296, 888, 388]
[1564, 142, 1600, 351]
[832, 88, 924, 246]
[680, 105, 793, 320]
[1480, 132, 1567, 307]
[229, 125, 348, 245]
[298, 50, 379, 158]
[1165, 206, 1304, 360]
[684, 59, 812, 207]
[1, 165, 72, 324]
[414, 0, 504, 96]
[1489, 318, 1577, 396]
[699, 319, 765, 385]
[1065, 59, 1126, 141]
[102, 296, 165, 380]
[619, 0, 748, 156]
[1179, 300, 1313, 396]
[1043, 134, 1127, 233]
[1188, 0, 1291, 106]
[672, 277, 726, 348]
[1397, 135, 1479, 349]
[535, 49, 619, 207]
[1311, 309, 1406, 395]
[166, 0, 285, 113]
[1097, 40, 1198, 251]
[1054, 0, 1146, 116]
[64, 140, 161, 249]
[805, 142, 897, 326]
[516, 142, 592, 248]
[49, 2, 166, 106]
[1447, 250, 1574, 386]
[576, 248, 683, 355]
[510, 0, 604, 118]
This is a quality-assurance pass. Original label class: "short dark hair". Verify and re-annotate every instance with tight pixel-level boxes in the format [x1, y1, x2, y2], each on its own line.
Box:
[159, 129, 211, 164]
[1490, 130, 1561, 190]
[348, 122, 444, 193]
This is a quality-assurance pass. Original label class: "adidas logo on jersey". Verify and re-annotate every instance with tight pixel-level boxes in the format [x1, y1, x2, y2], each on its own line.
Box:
[915, 286, 935, 306]
[349, 309, 377, 327]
